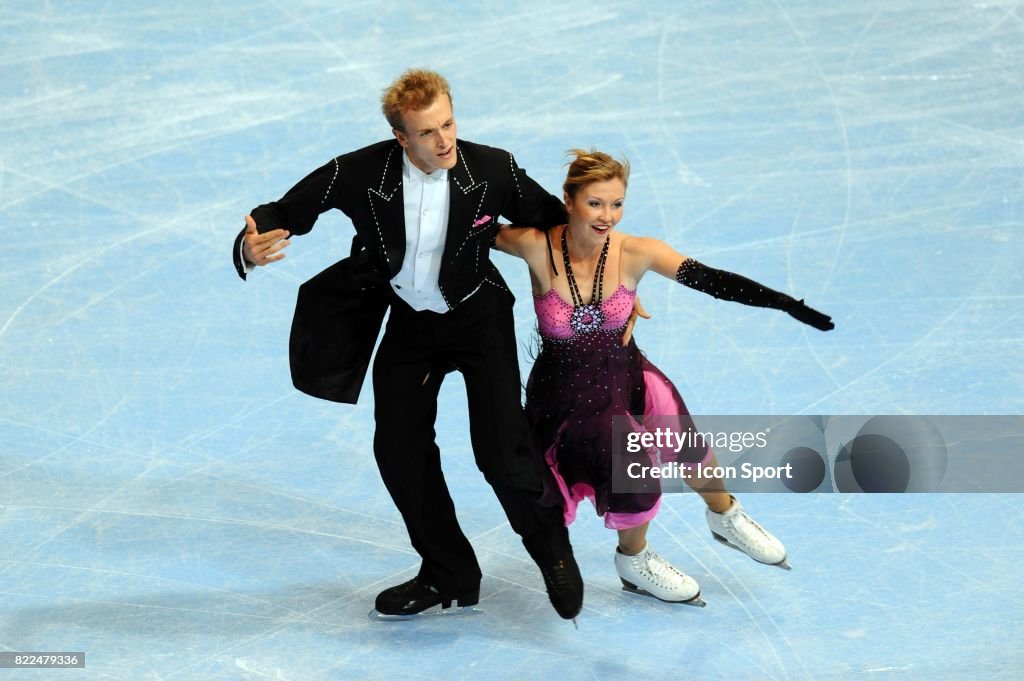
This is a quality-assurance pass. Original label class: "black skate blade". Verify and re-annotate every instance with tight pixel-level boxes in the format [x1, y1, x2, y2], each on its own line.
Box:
[620, 580, 706, 608]
[368, 604, 483, 622]
[711, 532, 792, 570]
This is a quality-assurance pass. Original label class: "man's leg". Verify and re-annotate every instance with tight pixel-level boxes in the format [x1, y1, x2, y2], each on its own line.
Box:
[372, 309, 481, 603]
[445, 286, 583, 619]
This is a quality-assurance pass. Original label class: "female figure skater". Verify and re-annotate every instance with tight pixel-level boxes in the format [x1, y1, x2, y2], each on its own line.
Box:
[495, 150, 833, 605]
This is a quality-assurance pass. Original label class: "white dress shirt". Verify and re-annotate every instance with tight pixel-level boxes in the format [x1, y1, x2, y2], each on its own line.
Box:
[390, 151, 451, 313]
[241, 150, 456, 311]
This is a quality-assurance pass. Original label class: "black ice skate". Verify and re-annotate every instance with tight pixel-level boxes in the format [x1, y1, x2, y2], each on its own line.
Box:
[369, 577, 481, 620]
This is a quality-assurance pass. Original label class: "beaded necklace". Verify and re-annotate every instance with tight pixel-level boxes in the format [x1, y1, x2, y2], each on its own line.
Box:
[560, 227, 611, 334]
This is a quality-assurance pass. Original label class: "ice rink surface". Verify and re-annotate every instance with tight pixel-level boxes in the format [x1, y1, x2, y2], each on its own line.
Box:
[2, 1, 1022, 679]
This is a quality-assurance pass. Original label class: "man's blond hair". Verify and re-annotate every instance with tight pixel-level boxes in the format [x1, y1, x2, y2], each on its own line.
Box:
[381, 69, 452, 131]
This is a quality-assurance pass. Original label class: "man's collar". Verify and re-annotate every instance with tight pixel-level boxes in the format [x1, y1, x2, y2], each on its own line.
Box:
[402, 150, 448, 183]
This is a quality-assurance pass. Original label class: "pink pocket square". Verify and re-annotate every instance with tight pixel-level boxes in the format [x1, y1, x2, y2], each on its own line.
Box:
[472, 215, 493, 228]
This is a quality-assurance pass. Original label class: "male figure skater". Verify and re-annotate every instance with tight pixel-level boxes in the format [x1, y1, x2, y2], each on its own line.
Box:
[232, 69, 582, 620]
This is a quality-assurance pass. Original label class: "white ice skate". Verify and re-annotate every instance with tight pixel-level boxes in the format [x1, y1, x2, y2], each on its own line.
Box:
[706, 496, 790, 569]
[614, 545, 706, 606]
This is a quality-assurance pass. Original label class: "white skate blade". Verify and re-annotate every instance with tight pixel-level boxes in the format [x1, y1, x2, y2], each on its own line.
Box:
[711, 532, 792, 570]
[620, 581, 707, 607]
[368, 604, 483, 622]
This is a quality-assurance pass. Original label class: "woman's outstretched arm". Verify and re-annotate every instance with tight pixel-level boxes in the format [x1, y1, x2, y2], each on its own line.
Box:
[623, 236, 834, 331]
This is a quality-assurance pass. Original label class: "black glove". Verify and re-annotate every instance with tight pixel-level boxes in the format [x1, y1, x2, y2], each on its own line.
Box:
[676, 259, 834, 332]
[784, 298, 834, 331]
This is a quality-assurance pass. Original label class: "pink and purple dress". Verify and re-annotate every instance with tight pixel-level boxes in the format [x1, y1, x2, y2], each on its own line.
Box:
[526, 284, 709, 529]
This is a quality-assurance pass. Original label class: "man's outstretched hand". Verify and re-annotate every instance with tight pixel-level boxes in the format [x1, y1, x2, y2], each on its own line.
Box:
[242, 215, 290, 267]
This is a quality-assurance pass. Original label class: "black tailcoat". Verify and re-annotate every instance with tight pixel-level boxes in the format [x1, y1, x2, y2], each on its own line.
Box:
[233, 139, 565, 403]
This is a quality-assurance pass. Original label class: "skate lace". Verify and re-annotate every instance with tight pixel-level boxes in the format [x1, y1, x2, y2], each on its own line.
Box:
[395, 578, 437, 596]
[640, 550, 683, 587]
[725, 509, 771, 544]
[543, 559, 572, 593]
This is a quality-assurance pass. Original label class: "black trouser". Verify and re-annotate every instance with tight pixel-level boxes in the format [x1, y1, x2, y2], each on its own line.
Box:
[372, 284, 566, 594]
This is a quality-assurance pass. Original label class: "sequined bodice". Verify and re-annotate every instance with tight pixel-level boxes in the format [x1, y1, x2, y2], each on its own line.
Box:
[533, 284, 636, 340]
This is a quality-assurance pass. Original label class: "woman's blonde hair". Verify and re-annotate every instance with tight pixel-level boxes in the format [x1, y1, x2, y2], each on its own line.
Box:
[562, 148, 630, 198]
[381, 69, 452, 131]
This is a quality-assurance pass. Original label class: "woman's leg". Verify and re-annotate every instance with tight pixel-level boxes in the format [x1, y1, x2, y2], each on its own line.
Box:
[616, 521, 649, 555]
[613, 520, 703, 605]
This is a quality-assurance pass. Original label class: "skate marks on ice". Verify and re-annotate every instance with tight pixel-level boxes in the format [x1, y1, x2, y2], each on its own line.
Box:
[3, 0, 1023, 679]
